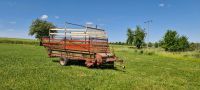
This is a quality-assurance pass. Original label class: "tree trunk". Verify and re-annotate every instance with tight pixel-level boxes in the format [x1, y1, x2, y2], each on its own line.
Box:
[137, 45, 141, 49]
[39, 41, 42, 46]
[39, 38, 43, 46]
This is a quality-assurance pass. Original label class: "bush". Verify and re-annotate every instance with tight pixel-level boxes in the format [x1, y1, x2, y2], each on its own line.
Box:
[139, 50, 144, 54]
[146, 51, 155, 55]
[134, 50, 138, 53]
[192, 53, 200, 58]
[154, 42, 159, 48]
[128, 46, 134, 49]
[160, 30, 189, 52]
[148, 42, 153, 47]
[183, 54, 188, 57]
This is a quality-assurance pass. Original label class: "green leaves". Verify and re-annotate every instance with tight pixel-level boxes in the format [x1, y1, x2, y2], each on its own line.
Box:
[126, 26, 146, 49]
[126, 28, 134, 45]
[178, 36, 189, 51]
[134, 26, 146, 49]
[29, 19, 56, 39]
[161, 30, 189, 51]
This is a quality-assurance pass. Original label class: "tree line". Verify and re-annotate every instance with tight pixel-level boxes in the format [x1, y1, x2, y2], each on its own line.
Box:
[111, 40, 200, 52]
[123, 25, 198, 52]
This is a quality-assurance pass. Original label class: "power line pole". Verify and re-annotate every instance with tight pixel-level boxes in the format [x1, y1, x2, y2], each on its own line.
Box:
[144, 20, 152, 48]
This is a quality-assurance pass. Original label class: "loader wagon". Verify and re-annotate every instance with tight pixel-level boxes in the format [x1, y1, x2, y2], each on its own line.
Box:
[42, 22, 123, 68]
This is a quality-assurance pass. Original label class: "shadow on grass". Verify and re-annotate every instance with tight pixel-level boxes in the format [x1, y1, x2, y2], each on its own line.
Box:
[51, 59, 125, 72]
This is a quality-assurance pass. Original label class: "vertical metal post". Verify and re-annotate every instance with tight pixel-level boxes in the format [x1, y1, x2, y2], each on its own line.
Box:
[64, 22, 67, 50]
[65, 22, 67, 38]
[106, 37, 108, 53]
[64, 22, 69, 58]
[85, 27, 87, 44]
[89, 35, 90, 54]
[49, 28, 50, 37]
[85, 26, 89, 51]
[144, 20, 152, 49]
[48, 28, 51, 46]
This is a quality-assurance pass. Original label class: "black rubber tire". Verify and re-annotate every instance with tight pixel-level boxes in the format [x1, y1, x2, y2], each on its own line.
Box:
[59, 57, 69, 66]
[108, 61, 115, 68]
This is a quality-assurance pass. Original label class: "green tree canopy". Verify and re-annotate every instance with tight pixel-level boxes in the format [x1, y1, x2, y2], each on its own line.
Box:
[148, 42, 153, 47]
[29, 19, 56, 39]
[161, 30, 189, 51]
[154, 42, 159, 48]
[126, 28, 134, 45]
[177, 36, 189, 51]
[162, 30, 178, 51]
[126, 26, 146, 49]
[133, 26, 146, 49]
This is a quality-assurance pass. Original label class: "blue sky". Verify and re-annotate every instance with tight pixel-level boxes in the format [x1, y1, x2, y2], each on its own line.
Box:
[0, 0, 200, 42]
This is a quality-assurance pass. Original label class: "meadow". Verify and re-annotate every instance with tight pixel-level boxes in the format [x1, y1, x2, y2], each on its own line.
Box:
[0, 38, 200, 90]
[129, 46, 200, 61]
[0, 38, 39, 45]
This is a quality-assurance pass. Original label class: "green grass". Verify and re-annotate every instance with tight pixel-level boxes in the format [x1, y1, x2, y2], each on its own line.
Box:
[0, 44, 200, 90]
[120, 45, 200, 60]
[0, 37, 39, 45]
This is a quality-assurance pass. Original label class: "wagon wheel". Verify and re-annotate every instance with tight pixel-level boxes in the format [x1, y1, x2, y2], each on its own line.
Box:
[59, 57, 69, 66]
[108, 61, 115, 69]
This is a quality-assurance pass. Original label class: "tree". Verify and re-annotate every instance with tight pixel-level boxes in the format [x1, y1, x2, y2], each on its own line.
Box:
[161, 30, 178, 51]
[126, 28, 134, 45]
[118, 42, 122, 45]
[142, 42, 147, 47]
[188, 43, 196, 51]
[133, 26, 146, 49]
[148, 42, 153, 47]
[158, 40, 164, 47]
[154, 42, 159, 48]
[29, 19, 56, 46]
[177, 36, 189, 51]
[161, 30, 189, 51]
[189, 43, 200, 51]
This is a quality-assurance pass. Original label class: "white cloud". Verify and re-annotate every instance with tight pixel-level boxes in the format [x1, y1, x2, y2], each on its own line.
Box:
[159, 3, 165, 7]
[55, 16, 59, 19]
[8, 21, 16, 24]
[86, 22, 93, 27]
[40, 15, 48, 20]
[86, 22, 93, 25]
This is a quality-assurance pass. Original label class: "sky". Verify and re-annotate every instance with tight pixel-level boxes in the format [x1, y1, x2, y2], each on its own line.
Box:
[0, 0, 200, 42]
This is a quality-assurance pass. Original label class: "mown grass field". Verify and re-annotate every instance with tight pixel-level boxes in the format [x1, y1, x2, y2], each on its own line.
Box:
[0, 41, 200, 89]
